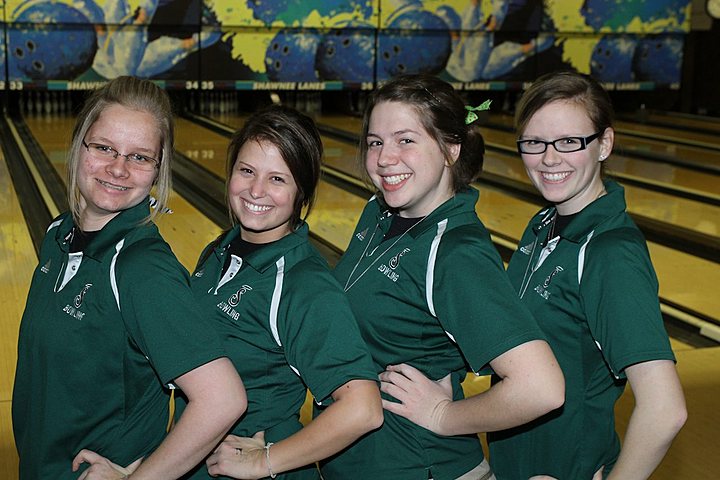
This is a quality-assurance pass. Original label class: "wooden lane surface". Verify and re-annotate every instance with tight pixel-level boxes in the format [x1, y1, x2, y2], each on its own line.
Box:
[22, 115, 222, 270]
[615, 119, 720, 150]
[0, 146, 35, 477]
[638, 111, 720, 135]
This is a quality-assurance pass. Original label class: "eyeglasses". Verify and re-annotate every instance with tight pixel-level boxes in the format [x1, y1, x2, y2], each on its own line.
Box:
[82, 141, 160, 172]
[516, 131, 602, 154]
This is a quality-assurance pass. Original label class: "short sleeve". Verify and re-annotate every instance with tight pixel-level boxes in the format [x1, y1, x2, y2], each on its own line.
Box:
[432, 226, 545, 373]
[278, 260, 377, 403]
[580, 229, 674, 378]
[116, 238, 226, 385]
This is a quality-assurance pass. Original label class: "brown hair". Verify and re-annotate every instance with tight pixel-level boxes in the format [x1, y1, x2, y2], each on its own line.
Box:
[515, 71, 614, 137]
[360, 73, 485, 192]
[226, 105, 323, 229]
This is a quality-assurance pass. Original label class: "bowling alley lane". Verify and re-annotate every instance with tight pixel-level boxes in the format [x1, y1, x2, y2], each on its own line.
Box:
[480, 144, 720, 240]
[631, 110, 720, 135]
[0, 151, 33, 477]
[615, 118, 720, 150]
[202, 112, 719, 327]
[22, 115, 222, 270]
[0, 150, 35, 399]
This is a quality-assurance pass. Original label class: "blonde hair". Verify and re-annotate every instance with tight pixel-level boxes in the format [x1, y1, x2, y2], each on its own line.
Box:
[66, 76, 174, 225]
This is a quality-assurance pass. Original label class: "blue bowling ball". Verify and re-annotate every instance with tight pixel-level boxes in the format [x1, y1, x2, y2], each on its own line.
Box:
[248, 0, 290, 24]
[265, 30, 320, 81]
[633, 36, 683, 84]
[315, 23, 374, 82]
[435, 5, 461, 31]
[590, 36, 636, 82]
[378, 9, 451, 80]
[9, 2, 96, 80]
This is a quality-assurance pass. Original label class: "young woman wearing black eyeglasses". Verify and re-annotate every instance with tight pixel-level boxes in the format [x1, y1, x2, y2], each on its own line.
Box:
[488, 71, 687, 480]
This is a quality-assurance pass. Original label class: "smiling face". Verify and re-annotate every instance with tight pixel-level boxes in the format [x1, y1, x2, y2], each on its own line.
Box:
[228, 139, 298, 243]
[77, 104, 160, 231]
[519, 100, 613, 215]
[365, 101, 457, 218]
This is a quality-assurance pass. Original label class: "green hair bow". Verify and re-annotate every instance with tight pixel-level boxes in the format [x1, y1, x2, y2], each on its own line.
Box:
[465, 100, 492, 125]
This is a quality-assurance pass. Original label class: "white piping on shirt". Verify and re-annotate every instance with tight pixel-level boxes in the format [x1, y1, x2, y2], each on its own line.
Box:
[269, 257, 285, 346]
[110, 239, 125, 310]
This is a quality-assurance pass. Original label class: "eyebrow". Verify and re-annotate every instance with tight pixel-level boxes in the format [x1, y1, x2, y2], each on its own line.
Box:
[367, 128, 421, 138]
[88, 136, 157, 153]
[236, 161, 290, 176]
[519, 133, 587, 139]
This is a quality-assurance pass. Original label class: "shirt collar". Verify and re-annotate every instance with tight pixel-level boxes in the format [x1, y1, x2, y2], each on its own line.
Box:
[55, 197, 153, 259]
[374, 187, 480, 239]
[531, 180, 626, 243]
[215, 222, 310, 273]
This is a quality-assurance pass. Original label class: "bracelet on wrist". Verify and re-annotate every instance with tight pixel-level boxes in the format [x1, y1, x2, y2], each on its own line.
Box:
[264, 442, 277, 479]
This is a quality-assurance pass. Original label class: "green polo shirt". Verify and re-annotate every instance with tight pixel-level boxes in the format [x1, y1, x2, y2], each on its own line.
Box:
[488, 180, 675, 479]
[323, 188, 545, 480]
[12, 199, 226, 480]
[178, 223, 377, 480]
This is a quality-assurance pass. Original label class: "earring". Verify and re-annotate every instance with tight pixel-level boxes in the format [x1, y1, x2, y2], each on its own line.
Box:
[599, 155, 606, 161]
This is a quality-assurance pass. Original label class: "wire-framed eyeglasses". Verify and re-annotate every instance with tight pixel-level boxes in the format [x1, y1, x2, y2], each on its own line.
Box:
[516, 131, 603, 155]
[82, 141, 160, 172]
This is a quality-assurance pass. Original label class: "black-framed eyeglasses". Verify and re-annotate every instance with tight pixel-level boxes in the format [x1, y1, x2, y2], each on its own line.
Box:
[516, 131, 603, 154]
[82, 140, 160, 171]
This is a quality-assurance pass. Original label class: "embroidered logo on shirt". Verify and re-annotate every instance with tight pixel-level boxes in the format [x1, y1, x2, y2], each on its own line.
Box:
[534, 266, 564, 300]
[388, 248, 410, 270]
[74, 283, 92, 308]
[41, 259, 52, 273]
[228, 285, 252, 307]
[216, 285, 252, 321]
[356, 227, 369, 241]
[378, 248, 411, 283]
[194, 269, 204, 277]
[62, 283, 92, 320]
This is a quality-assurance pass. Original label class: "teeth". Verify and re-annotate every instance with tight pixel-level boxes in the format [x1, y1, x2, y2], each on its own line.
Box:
[244, 200, 272, 212]
[542, 172, 570, 182]
[383, 174, 411, 185]
[98, 180, 128, 191]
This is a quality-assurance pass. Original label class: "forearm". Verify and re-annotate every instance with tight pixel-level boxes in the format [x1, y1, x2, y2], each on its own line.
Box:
[436, 372, 562, 436]
[607, 416, 676, 479]
[268, 380, 382, 474]
[436, 341, 564, 436]
[130, 358, 246, 479]
[607, 361, 686, 479]
[128, 396, 241, 479]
